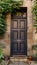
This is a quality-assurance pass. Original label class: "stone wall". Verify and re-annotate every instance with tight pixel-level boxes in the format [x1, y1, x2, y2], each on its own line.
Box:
[0, 0, 36, 56]
[0, 13, 11, 56]
[22, 0, 33, 56]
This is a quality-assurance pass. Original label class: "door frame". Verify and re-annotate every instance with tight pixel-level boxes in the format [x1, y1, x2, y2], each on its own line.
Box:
[10, 7, 27, 56]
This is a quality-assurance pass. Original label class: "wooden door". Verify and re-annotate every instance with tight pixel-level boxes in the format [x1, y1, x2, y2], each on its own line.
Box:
[11, 8, 27, 56]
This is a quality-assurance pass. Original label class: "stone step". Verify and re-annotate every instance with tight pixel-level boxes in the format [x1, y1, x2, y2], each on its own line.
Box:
[10, 56, 27, 62]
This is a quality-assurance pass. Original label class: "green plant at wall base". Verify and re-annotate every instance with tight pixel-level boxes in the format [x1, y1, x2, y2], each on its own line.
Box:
[33, 0, 37, 33]
[32, 45, 37, 59]
[0, 47, 4, 64]
[0, 0, 23, 35]
[32, 45, 37, 50]
[0, 14, 6, 35]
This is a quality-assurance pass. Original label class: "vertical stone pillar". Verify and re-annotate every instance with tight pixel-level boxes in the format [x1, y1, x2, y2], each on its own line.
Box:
[2, 13, 11, 56]
[23, 0, 33, 56]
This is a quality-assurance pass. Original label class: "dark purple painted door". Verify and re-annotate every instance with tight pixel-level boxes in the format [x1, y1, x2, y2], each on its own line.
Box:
[11, 10, 27, 56]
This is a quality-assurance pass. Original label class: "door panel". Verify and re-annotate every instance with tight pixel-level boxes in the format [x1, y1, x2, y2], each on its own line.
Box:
[13, 31, 18, 40]
[20, 20, 26, 29]
[12, 42, 18, 55]
[20, 31, 25, 40]
[20, 30, 27, 40]
[20, 21, 25, 29]
[12, 20, 18, 29]
[11, 31, 18, 40]
[11, 10, 27, 56]
[20, 43, 25, 52]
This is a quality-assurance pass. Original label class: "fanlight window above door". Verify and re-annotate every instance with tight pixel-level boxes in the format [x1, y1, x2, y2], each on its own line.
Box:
[15, 12, 26, 17]
[16, 12, 22, 16]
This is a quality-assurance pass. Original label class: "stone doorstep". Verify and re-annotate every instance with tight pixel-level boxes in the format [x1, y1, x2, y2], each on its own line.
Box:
[10, 57, 32, 65]
[10, 57, 28, 62]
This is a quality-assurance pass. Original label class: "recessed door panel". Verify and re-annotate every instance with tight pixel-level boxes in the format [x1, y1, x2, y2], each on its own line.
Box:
[20, 31, 25, 40]
[12, 20, 18, 29]
[13, 31, 18, 40]
[20, 19, 26, 29]
[21, 21, 24, 28]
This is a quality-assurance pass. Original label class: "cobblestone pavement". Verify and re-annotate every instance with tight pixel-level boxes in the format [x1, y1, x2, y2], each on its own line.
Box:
[9, 61, 29, 65]
[8, 61, 37, 65]
[1, 61, 37, 65]
[30, 61, 37, 65]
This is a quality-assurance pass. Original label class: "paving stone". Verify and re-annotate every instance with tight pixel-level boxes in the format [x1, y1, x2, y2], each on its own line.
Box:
[1, 61, 37, 65]
[19, 61, 28, 65]
[30, 61, 37, 65]
[9, 61, 29, 65]
[9, 62, 17, 65]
